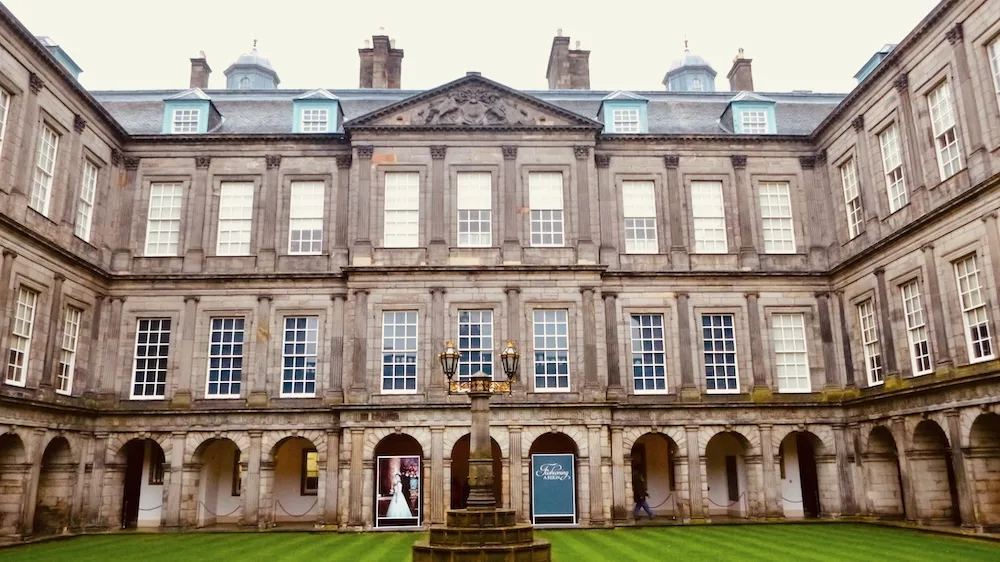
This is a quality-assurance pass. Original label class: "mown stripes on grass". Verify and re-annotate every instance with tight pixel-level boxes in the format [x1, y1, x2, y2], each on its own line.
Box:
[3, 524, 999, 562]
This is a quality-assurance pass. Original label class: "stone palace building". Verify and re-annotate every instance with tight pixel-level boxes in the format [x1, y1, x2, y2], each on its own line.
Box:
[2, 0, 1000, 538]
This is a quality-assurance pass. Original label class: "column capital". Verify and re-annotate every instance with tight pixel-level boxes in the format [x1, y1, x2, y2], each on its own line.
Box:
[579, 286, 595, 295]
[920, 243, 935, 252]
[873, 266, 886, 277]
[183, 295, 201, 304]
[981, 211, 998, 223]
[248, 429, 264, 438]
[595, 153, 611, 168]
[331, 292, 348, 301]
[53, 272, 66, 282]
[944, 408, 960, 419]
[675, 292, 689, 300]
[356, 145, 375, 159]
[111, 148, 122, 167]
[429, 286, 447, 295]
[743, 291, 759, 299]
[353, 289, 370, 297]
[123, 156, 141, 171]
[851, 115, 865, 132]
[257, 294, 273, 303]
[601, 291, 618, 300]
[335, 154, 353, 169]
[195, 156, 211, 169]
[504, 286, 521, 295]
[29, 72, 44, 94]
[265, 155, 282, 169]
[171, 430, 187, 437]
[110, 295, 127, 304]
[93, 431, 110, 439]
[893, 73, 909, 93]
[816, 150, 828, 165]
[684, 424, 700, 432]
[73, 114, 87, 133]
[326, 428, 342, 436]
[730, 155, 747, 169]
[814, 291, 830, 299]
[430, 426, 446, 433]
[573, 146, 590, 160]
[501, 145, 517, 160]
[1, 248, 17, 259]
[946, 22, 964, 45]
[663, 155, 680, 169]
[798, 156, 815, 170]
[757, 423, 773, 430]
[507, 425, 522, 432]
[430, 145, 447, 160]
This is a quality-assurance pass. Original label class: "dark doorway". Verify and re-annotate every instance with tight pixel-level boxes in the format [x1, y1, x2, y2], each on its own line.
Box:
[945, 452, 961, 526]
[796, 433, 820, 517]
[121, 441, 145, 529]
[725, 456, 739, 502]
[450, 435, 503, 509]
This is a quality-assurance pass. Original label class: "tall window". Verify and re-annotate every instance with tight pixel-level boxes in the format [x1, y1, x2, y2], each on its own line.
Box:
[144, 183, 184, 256]
[533, 309, 569, 391]
[75, 161, 98, 240]
[217, 182, 254, 256]
[300, 108, 329, 133]
[989, 38, 1000, 110]
[57, 307, 82, 395]
[840, 158, 863, 239]
[611, 108, 640, 133]
[879, 123, 908, 212]
[622, 180, 658, 254]
[857, 300, 883, 386]
[927, 82, 962, 180]
[171, 108, 200, 134]
[955, 255, 994, 362]
[529, 172, 564, 247]
[281, 317, 318, 397]
[690, 77, 703, 91]
[703, 314, 739, 393]
[5, 287, 38, 387]
[207, 317, 245, 398]
[0, 87, 9, 159]
[900, 281, 932, 375]
[301, 449, 320, 495]
[630, 314, 666, 393]
[382, 311, 418, 393]
[758, 182, 795, 254]
[288, 181, 324, 255]
[772, 313, 810, 392]
[458, 310, 493, 381]
[132, 318, 171, 399]
[383, 172, 420, 248]
[741, 110, 768, 134]
[691, 181, 727, 253]
[457, 172, 492, 247]
[30, 124, 59, 216]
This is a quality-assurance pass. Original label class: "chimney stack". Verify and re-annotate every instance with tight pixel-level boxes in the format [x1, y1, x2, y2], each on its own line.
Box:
[727, 48, 754, 91]
[189, 52, 211, 89]
[359, 30, 404, 88]
[546, 30, 590, 89]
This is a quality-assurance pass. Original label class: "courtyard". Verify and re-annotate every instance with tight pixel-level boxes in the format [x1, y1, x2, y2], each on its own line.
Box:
[2, 524, 999, 561]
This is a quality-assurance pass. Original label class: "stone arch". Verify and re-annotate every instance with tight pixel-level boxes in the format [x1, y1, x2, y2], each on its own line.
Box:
[363, 427, 430, 460]
[188, 436, 245, 528]
[187, 432, 250, 464]
[777, 431, 830, 519]
[264, 430, 327, 459]
[629, 431, 681, 518]
[522, 426, 588, 458]
[910, 419, 960, 525]
[108, 433, 171, 464]
[443, 426, 510, 460]
[0, 431, 28, 536]
[773, 426, 834, 456]
[704, 430, 752, 518]
[621, 426, 685, 455]
[111, 437, 168, 529]
[268, 434, 322, 525]
[527, 431, 581, 525]
[372, 432, 425, 528]
[968, 412, 1000, 527]
[864, 426, 904, 518]
[449, 434, 503, 509]
[699, 426, 759, 457]
[33, 436, 75, 535]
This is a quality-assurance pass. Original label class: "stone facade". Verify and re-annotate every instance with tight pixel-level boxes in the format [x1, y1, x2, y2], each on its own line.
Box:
[1, 0, 1000, 541]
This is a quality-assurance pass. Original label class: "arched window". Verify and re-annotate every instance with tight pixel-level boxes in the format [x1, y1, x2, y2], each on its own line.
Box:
[239, 76, 251, 89]
[691, 77, 703, 91]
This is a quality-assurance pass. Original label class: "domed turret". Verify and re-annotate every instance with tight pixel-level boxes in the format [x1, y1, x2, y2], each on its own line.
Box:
[663, 40, 716, 92]
[224, 40, 280, 90]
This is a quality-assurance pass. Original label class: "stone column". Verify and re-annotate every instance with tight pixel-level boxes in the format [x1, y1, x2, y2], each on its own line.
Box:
[501, 146, 521, 264]
[70, 433, 90, 528]
[0, 249, 16, 355]
[921, 244, 952, 369]
[348, 429, 365, 526]
[242, 430, 262, 527]
[349, 290, 369, 395]
[665, 155, 687, 269]
[816, 292, 840, 389]
[677, 293, 697, 400]
[946, 23, 991, 179]
[603, 292, 623, 400]
[685, 426, 704, 520]
[353, 145, 374, 263]
[758, 425, 781, 518]
[58, 115, 86, 229]
[428, 146, 448, 264]
[333, 154, 352, 266]
[429, 288, 446, 395]
[574, 146, 596, 262]
[504, 287, 521, 345]
[581, 287, 599, 395]
[99, 297, 125, 398]
[248, 295, 272, 407]
[831, 424, 855, 515]
[587, 425, 605, 525]
[798, 156, 827, 269]
[595, 153, 618, 267]
[731, 155, 758, 270]
[173, 296, 199, 406]
[257, 155, 281, 270]
[183, 156, 210, 272]
[893, 74, 927, 210]
[164, 431, 186, 528]
[945, 410, 976, 526]
[983, 213, 1000, 326]
[891, 417, 916, 521]
[40, 273, 65, 391]
[111, 157, 141, 271]
[83, 295, 105, 397]
[13, 73, 43, 196]
[430, 427, 445, 523]
[85, 432, 108, 528]
[609, 427, 627, 521]
[835, 292, 857, 388]
[20, 429, 45, 535]
[746, 292, 768, 396]
[508, 426, 523, 521]
[323, 429, 340, 526]
[813, 151, 834, 249]
[874, 268, 899, 376]
[327, 293, 347, 403]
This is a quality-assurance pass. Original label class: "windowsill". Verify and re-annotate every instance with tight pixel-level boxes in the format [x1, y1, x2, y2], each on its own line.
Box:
[278, 393, 317, 399]
[634, 390, 670, 395]
[3, 380, 26, 388]
[968, 355, 996, 365]
[129, 396, 166, 401]
[776, 388, 813, 394]
[205, 395, 242, 400]
[866, 381, 885, 388]
[706, 389, 741, 395]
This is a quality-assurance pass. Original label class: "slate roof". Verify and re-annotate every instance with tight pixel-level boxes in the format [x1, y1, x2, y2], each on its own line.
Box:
[92, 84, 844, 137]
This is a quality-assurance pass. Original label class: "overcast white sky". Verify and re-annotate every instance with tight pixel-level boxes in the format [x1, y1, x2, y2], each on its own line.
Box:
[6, 0, 941, 93]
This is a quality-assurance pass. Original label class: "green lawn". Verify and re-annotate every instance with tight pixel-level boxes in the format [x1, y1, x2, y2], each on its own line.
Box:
[2, 524, 998, 561]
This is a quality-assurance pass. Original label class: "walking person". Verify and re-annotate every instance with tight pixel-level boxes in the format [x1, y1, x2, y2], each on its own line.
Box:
[633, 472, 654, 520]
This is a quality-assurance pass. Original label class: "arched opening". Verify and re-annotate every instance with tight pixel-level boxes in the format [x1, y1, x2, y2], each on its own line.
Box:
[705, 432, 750, 518]
[449, 434, 502, 509]
[630, 433, 679, 519]
[373, 434, 423, 528]
[911, 420, 960, 526]
[271, 437, 320, 524]
[193, 438, 242, 527]
[0, 433, 28, 536]
[969, 413, 1000, 529]
[528, 432, 579, 525]
[33, 437, 75, 534]
[117, 438, 166, 529]
[865, 426, 904, 519]
[778, 432, 825, 518]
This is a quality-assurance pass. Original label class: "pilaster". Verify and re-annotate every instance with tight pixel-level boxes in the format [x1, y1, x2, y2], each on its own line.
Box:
[323, 429, 341, 526]
[831, 424, 855, 515]
[603, 292, 623, 400]
[248, 295, 272, 407]
[183, 156, 211, 272]
[581, 287, 600, 397]
[428, 145, 448, 264]
[685, 426, 704, 521]
[348, 428, 365, 527]
[758, 424, 781, 518]
[164, 431, 186, 527]
[664, 155, 687, 269]
[677, 293, 698, 400]
[431, 426, 445, 524]
[587, 425, 605, 525]
[332, 154, 352, 267]
[13, 73, 42, 196]
[731, 155, 758, 270]
[353, 145, 374, 264]
[920, 244, 952, 370]
[574, 146, 596, 263]
[507, 426, 523, 522]
[39, 273, 65, 392]
[110, 158, 140, 271]
[501, 145, 521, 264]
[945, 409, 977, 527]
[242, 430, 262, 527]
[172, 296, 199, 407]
[609, 427, 627, 521]
[326, 293, 347, 404]
[746, 292, 769, 398]
[947, 22, 991, 180]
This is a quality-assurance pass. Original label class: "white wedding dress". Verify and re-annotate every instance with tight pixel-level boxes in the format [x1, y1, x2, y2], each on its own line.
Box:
[386, 474, 413, 518]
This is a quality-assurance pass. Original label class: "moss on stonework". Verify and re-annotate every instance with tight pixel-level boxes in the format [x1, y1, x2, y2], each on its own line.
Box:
[750, 387, 774, 402]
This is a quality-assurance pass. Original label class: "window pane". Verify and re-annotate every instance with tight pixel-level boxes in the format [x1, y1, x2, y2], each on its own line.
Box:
[145, 183, 184, 256]
[458, 310, 493, 381]
[281, 316, 318, 396]
[132, 318, 172, 399]
[217, 182, 255, 256]
[691, 181, 727, 253]
[703, 314, 738, 392]
[772, 313, 809, 392]
[457, 172, 492, 247]
[382, 311, 418, 392]
[206, 317, 245, 397]
[533, 309, 569, 390]
[631, 314, 666, 392]
[758, 182, 795, 254]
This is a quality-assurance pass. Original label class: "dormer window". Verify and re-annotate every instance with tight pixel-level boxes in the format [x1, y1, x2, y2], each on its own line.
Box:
[300, 108, 329, 133]
[611, 108, 640, 133]
[727, 92, 777, 135]
[172, 108, 201, 134]
[601, 91, 649, 134]
[162, 89, 214, 134]
[740, 110, 768, 134]
[293, 89, 340, 134]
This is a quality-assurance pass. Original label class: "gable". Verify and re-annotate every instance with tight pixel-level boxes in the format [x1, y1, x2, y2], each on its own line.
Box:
[344, 74, 602, 130]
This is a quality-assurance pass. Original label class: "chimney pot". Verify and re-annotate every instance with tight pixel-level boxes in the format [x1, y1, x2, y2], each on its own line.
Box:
[189, 55, 211, 90]
[546, 32, 589, 90]
[467, 71, 481, 76]
[727, 49, 754, 91]
[557, 28, 563, 37]
[360, 33, 403, 88]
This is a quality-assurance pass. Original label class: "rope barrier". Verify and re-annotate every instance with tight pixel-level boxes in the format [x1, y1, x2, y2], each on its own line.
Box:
[274, 499, 318, 518]
[780, 495, 804, 504]
[137, 504, 163, 511]
[649, 492, 673, 509]
[199, 500, 242, 518]
[706, 492, 746, 509]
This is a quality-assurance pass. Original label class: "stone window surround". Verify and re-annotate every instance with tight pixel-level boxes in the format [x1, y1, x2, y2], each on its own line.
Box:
[520, 164, 575, 248]
[73, 146, 107, 248]
[939, 240, 998, 366]
[888, 267, 934, 377]
[613, 172, 667, 255]
[29, 109, 69, 220]
[869, 108, 909, 217]
[120, 307, 181, 401]
[133, 175, 191, 258]
[193, 307, 254, 401]
[976, 21, 1000, 149]
[749, 174, 805, 255]
[58, 291, 93, 396]
[522, 299, 580, 395]
[277, 173, 335, 257]
[446, 300, 504, 381]
[208, 176, 263, 257]
[619, 305, 675, 395]
[761, 305, 820, 393]
[914, 67, 966, 189]
[832, 146, 863, 245]
[368, 299, 431, 397]
[373, 164, 429, 249]
[5, 272, 50, 389]
[0, 72, 23, 191]
[270, 305, 327, 399]
[446, 164, 502, 249]
[681, 173, 735, 254]
[848, 288, 882, 387]
[692, 305, 750, 395]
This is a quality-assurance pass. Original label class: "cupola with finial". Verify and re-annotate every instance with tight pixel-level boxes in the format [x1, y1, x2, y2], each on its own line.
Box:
[224, 39, 280, 90]
[663, 38, 717, 92]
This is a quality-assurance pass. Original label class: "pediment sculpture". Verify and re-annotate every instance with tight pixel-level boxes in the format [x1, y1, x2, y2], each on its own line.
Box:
[415, 87, 538, 126]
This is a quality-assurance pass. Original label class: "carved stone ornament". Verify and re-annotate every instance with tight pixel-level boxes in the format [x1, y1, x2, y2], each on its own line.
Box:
[356, 145, 375, 159]
[799, 156, 816, 170]
[501, 145, 517, 160]
[893, 74, 909, 93]
[195, 156, 211, 169]
[595, 154, 611, 168]
[265, 155, 282, 169]
[817, 150, 828, 165]
[573, 146, 590, 160]
[946, 22, 964, 45]
[851, 115, 865, 132]
[415, 87, 538, 126]
[730, 155, 747, 169]
[73, 114, 86, 133]
[123, 156, 141, 170]
[335, 154, 353, 169]
[29, 72, 43, 94]
[111, 149, 122, 167]
[663, 155, 680, 169]
[430, 145, 447, 159]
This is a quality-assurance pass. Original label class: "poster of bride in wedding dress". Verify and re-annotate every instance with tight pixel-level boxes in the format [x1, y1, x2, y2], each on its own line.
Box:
[375, 455, 420, 527]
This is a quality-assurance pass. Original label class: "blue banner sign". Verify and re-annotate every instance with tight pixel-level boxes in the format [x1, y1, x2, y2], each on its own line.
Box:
[531, 453, 576, 523]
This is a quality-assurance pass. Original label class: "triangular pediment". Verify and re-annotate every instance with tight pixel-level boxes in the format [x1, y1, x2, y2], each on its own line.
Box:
[344, 74, 602, 130]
